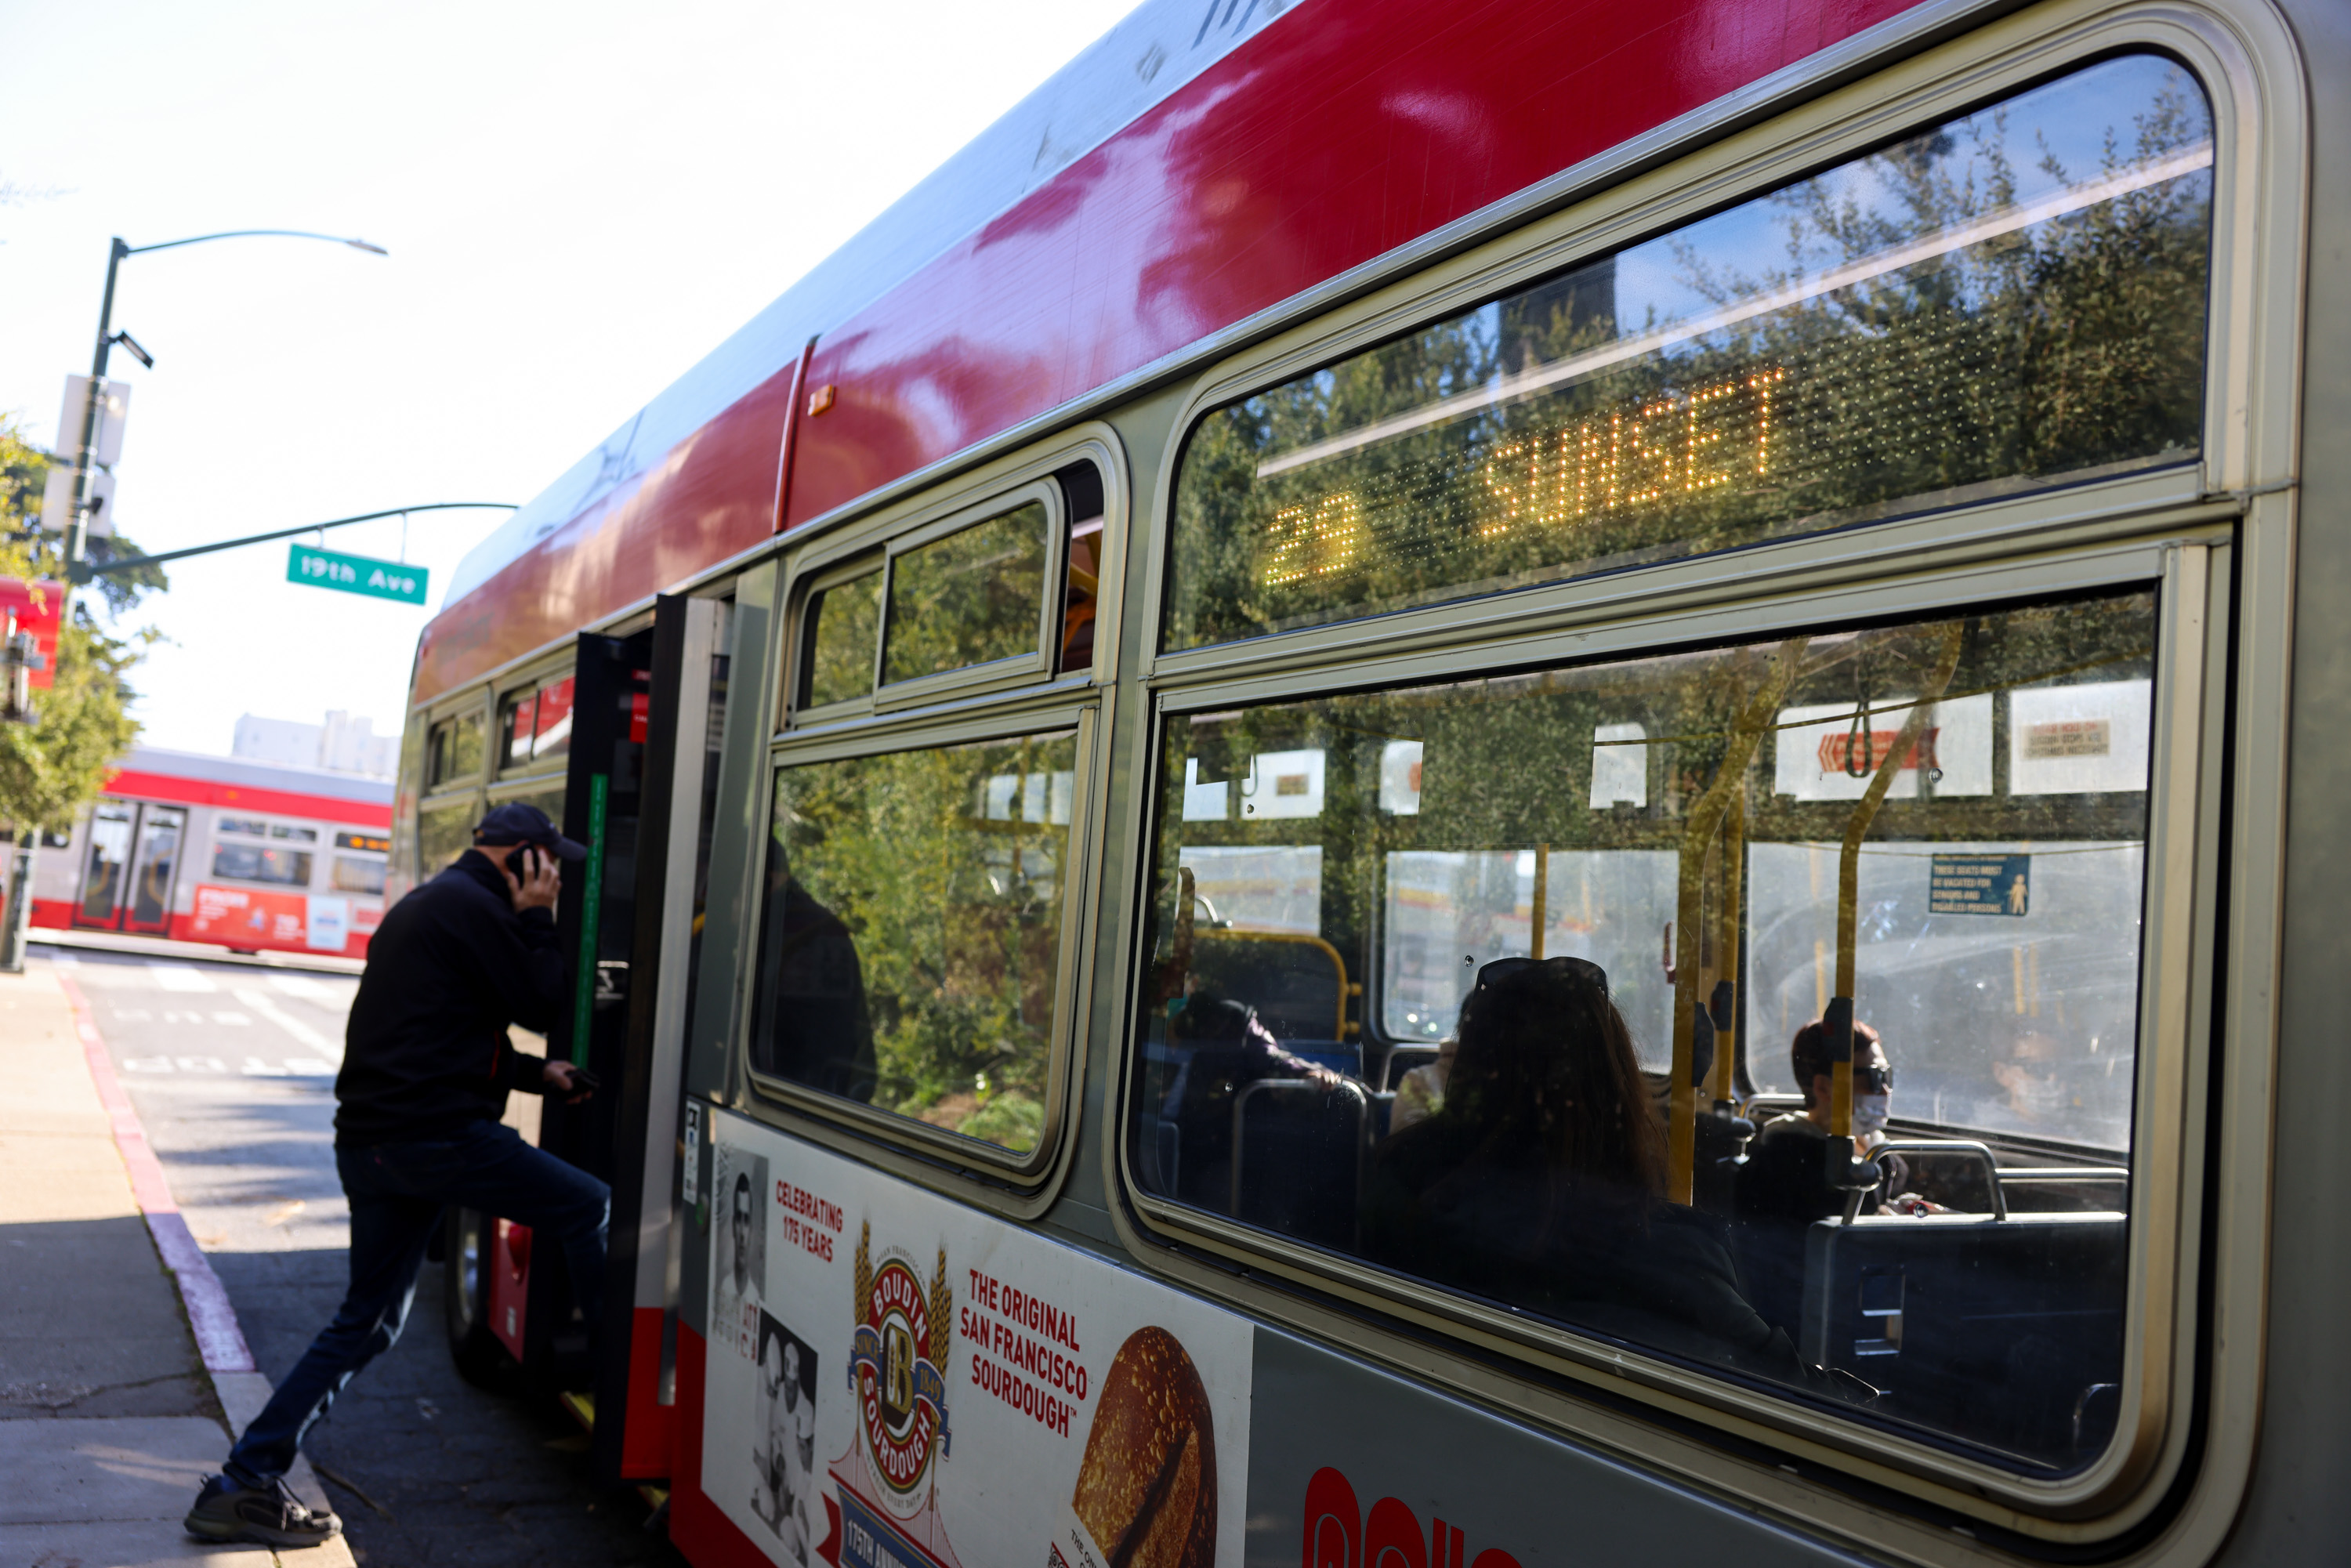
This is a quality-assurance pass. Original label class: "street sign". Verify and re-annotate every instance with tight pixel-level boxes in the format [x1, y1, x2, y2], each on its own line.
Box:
[287, 543, 428, 605]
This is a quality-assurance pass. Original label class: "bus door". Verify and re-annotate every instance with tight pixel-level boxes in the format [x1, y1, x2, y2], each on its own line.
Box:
[122, 806, 186, 933]
[511, 625, 658, 1393]
[75, 802, 135, 926]
[76, 802, 183, 932]
[592, 593, 730, 1485]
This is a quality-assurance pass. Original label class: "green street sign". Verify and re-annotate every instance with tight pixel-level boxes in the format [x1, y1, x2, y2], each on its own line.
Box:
[287, 543, 428, 605]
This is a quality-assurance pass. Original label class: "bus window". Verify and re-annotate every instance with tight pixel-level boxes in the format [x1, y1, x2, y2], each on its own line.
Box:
[418, 802, 474, 874]
[746, 730, 1078, 1157]
[802, 568, 882, 709]
[1128, 588, 2156, 1472]
[426, 711, 484, 786]
[1162, 53, 2212, 652]
[531, 676, 575, 762]
[212, 838, 315, 888]
[882, 502, 1049, 686]
[331, 856, 387, 896]
[500, 690, 538, 770]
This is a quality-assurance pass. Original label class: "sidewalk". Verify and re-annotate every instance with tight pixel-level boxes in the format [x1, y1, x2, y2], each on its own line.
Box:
[0, 963, 353, 1566]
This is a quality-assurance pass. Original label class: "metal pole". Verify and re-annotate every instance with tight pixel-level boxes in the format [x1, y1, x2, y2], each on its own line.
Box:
[0, 240, 123, 973]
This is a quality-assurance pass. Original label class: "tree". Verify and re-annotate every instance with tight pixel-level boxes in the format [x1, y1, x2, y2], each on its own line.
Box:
[0, 415, 166, 835]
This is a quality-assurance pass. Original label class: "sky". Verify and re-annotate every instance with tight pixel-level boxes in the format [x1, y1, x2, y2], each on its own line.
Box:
[0, 0, 1139, 757]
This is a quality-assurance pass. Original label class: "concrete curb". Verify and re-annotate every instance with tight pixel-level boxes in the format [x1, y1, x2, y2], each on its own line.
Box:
[57, 973, 255, 1375]
[54, 971, 357, 1565]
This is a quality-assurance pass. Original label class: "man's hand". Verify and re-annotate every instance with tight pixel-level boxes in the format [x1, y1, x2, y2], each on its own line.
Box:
[543, 1059, 593, 1103]
[502, 848, 561, 913]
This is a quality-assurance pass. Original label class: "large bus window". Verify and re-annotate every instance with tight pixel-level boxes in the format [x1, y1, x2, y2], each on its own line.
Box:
[418, 802, 475, 874]
[1128, 588, 2156, 1473]
[1163, 54, 2210, 650]
[882, 502, 1049, 686]
[331, 855, 388, 896]
[748, 730, 1078, 1157]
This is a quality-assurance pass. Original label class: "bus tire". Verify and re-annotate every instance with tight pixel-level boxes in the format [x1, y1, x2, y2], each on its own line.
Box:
[444, 1207, 516, 1389]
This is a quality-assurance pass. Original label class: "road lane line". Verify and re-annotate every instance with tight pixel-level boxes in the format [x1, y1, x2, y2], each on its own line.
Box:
[234, 985, 342, 1061]
[150, 963, 219, 993]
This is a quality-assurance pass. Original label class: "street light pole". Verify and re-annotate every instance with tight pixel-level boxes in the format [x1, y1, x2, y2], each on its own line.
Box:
[0, 228, 388, 974]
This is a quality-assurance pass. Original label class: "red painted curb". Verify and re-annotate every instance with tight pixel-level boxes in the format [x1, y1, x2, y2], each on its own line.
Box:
[56, 972, 258, 1375]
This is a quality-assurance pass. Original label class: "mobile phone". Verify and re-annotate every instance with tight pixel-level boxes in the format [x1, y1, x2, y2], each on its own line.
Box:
[518, 845, 544, 878]
[570, 1066, 601, 1093]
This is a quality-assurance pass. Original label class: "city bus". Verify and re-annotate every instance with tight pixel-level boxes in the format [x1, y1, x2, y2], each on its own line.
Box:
[28, 745, 391, 958]
[389, 0, 2341, 1563]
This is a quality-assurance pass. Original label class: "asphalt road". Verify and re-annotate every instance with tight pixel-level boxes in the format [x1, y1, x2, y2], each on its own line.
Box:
[36, 941, 689, 1566]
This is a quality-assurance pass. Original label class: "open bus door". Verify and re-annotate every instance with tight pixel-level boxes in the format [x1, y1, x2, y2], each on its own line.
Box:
[444, 595, 728, 1488]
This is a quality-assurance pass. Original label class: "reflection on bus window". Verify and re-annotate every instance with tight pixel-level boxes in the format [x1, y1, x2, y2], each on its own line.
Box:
[803, 570, 882, 709]
[426, 712, 485, 786]
[500, 691, 537, 770]
[883, 503, 1047, 685]
[418, 803, 474, 875]
[1165, 55, 2211, 650]
[531, 676, 575, 762]
[1129, 588, 2155, 1474]
[748, 731, 1077, 1154]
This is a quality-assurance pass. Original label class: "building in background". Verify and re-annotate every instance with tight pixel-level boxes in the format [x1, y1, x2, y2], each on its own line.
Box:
[233, 710, 396, 779]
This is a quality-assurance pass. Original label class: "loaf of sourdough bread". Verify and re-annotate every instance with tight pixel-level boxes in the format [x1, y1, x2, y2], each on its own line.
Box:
[1070, 1327, 1215, 1568]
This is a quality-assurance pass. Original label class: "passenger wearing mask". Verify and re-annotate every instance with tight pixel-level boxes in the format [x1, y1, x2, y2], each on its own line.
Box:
[1363, 957, 1814, 1381]
[1735, 1017, 1935, 1337]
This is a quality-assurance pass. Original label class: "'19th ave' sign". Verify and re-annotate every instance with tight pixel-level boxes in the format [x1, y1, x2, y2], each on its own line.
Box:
[287, 543, 428, 605]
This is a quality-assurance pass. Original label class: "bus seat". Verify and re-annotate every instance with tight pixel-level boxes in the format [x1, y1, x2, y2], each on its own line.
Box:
[1800, 1211, 2128, 1465]
[1193, 930, 1355, 1048]
[1231, 1078, 1371, 1253]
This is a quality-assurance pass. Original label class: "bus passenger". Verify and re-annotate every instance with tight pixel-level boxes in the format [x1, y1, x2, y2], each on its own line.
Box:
[1734, 1018, 1943, 1337]
[1161, 992, 1339, 1211]
[749, 849, 877, 1103]
[1972, 1028, 2077, 1134]
[1363, 957, 1812, 1380]
[1387, 1035, 1455, 1133]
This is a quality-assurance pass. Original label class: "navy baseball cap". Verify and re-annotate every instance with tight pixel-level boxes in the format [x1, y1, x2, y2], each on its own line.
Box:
[473, 802, 588, 863]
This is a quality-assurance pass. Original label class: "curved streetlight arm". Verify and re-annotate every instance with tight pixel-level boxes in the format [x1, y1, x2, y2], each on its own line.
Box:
[71, 502, 520, 581]
[124, 229, 388, 257]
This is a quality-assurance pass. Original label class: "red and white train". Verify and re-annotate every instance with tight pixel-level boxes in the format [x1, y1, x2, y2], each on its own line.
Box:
[29, 746, 390, 959]
[391, 0, 2346, 1564]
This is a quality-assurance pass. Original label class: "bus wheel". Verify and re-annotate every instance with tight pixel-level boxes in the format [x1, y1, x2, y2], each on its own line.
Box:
[444, 1207, 517, 1389]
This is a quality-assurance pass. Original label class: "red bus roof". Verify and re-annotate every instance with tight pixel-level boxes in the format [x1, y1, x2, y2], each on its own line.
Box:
[415, 0, 1917, 704]
[103, 747, 396, 829]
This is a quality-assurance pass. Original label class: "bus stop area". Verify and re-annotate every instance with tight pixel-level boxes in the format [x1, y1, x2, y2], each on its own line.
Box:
[0, 958, 350, 1566]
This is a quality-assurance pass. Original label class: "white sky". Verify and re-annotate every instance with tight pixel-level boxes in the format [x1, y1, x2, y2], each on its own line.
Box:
[0, 0, 1137, 756]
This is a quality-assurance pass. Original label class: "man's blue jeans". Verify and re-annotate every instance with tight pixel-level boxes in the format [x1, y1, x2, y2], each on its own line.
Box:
[225, 1120, 609, 1487]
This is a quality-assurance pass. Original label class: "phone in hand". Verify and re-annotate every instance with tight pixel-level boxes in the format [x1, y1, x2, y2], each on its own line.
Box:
[570, 1066, 601, 1093]
[518, 845, 545, 879]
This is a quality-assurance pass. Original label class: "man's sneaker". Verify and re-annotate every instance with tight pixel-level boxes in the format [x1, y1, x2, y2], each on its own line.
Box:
[183, 1472, 344, 1548]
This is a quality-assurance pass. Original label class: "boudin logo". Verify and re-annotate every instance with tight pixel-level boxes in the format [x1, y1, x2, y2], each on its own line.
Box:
[849, 1222, 953, 1499]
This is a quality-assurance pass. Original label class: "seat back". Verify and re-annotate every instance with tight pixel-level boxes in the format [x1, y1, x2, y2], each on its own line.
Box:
[1232, 1078, 1369, 1252]
[1802, 1211, 2128, 1466]
[1194, 931, 1354, 1055]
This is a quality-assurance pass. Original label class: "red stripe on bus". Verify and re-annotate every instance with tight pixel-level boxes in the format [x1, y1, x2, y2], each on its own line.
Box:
[103, 769, 396, 827]
[408, 0, 1914, 702]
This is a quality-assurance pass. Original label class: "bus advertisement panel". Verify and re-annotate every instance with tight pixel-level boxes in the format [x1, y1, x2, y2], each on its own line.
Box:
[703, 1111, 1251, 1568]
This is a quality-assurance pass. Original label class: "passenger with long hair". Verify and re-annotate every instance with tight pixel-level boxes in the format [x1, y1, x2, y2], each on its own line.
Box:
[1364, 956, 1808, 1378]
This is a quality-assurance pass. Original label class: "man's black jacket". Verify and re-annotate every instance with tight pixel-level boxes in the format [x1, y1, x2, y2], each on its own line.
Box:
[335, 849, 565, 1146]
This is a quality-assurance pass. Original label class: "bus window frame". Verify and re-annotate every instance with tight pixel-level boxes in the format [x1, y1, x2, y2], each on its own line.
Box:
[871, 478, 1065, 713]
[494, 659, 578, 783]
[1097, 2, 2301, 1543]
[720, 425, 1131, 1215]
[788, 553, 885, 725]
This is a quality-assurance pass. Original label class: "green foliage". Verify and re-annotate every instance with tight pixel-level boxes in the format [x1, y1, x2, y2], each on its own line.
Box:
[0, 414, 165, 833]
[772, 733, 1075, 1151]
